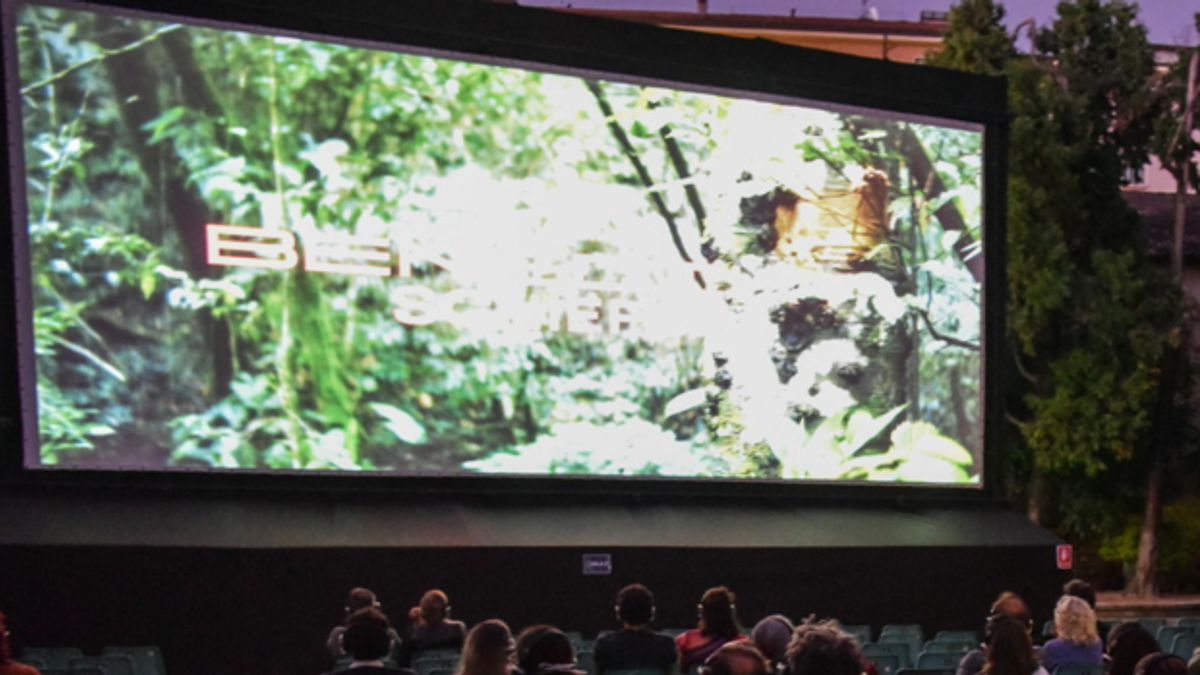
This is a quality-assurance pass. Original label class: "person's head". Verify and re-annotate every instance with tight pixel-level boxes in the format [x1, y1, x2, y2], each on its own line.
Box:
[1134, 653, 1188, 675]
[616, 584, 655, 627]
[420, 590, 451, 624]
[1063, 579, 1097, 609]
[983, 615, 1036, 675]
[459, 619, 515, 675]
[704, 641, 772, 675]
[987, 592, 1032, 633]
[0, 610, 12, 664]
[346, 587, 380, 616]
[752, 614, 795, 666]
[698, 586, 741, 638]
[1107, 622, 1162, 675]
[342, 608, 393, 662]
[515, 625, 576, 675]
[785, 619, 866, 675]
[1053, 595, 1098, 645]
[1186, 650, 1200, 675]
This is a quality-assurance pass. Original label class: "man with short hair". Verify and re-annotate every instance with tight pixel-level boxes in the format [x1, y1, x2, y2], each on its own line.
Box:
[336, 608, 396, 674]
[593, 584, 678, 675]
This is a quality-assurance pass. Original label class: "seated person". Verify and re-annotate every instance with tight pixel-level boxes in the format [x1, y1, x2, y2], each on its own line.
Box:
[785, 619, 866, 675]
[750, 615, 794, 672]
[328, 587, 402, 662]
[516, 626, 586, 675]
[958, 592, 1036, 675]
[594, 584, 678, 675]
[677, 587, 748, 674]
[982, 615, 1047, 675]
[1041, 596, 1102, 672]
[400, 590, 468, 667]
[704, 642, 771, 675]
[1134, 654, 1189, 675]
[1107, 623, 1161, 675]
[456, 620, 516, 675]
[0, 611, 40, 675]
[336, 608, 397, 674]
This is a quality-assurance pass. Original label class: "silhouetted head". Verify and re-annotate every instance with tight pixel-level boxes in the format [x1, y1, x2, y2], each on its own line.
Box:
[616, 584, 655, 627]
[751, 614, 795, 665]
[459, 619, 515, 675]
[705, 641, 771, 675]
[983, 615, 1036, 675]
[346, 587, 380, 616]
[342, 608, 393, 662]
[786, 619, 865, 675]
[698, 587, 741, 638]
[987, 592, 1032, 633]
[1134, 653, 1188, 675]
[1062, 579, 1096, 609]
[420, 590, 451, 624]
[1107, 623, 1162, 675]
[516, 625, 576, 675]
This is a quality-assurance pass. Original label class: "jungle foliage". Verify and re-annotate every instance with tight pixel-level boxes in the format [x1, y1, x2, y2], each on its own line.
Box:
[21, 4, 984, 483]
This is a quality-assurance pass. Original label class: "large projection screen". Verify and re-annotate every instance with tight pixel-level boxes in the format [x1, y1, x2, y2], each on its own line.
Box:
[5, 0, 991, 487]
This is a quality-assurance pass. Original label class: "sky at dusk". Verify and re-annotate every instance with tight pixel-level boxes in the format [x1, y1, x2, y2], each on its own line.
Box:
[519, 0, 1198, 47]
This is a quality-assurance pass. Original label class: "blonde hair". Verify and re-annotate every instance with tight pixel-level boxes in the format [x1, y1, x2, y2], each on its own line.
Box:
[1054, 595, 1099, 645]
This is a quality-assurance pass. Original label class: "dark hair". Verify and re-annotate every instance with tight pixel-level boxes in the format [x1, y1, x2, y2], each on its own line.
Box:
[458, 619, 515, 675]
[751, 614, 795, 665]
[982, 615, 1036, 675]
[1063, 579, 1096, 609]
[699, 587, 741, 638]
[785, 619, 865, 675]
[421, 590, 450, 624]
[516, 625, 576, 675]
[617, 584, 655, 626]
[1135, 653, 1188, 675]
[705, 641, 771, 675]
[346, 587, 379, 615]
[342, 608, 393, 661]
[1107, 623, 1162, 675]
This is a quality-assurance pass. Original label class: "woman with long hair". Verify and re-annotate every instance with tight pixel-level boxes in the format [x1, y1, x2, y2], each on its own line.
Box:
[1042, 596, 1103, 673]
[982, 615, 1046, 675]
[1106, 623, 1161, 675]
[457, 620, 516, 675]
[675, 587, 748, 674]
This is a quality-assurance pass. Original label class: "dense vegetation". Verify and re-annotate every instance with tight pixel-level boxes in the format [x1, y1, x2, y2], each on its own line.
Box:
[21, 4, 984, 482]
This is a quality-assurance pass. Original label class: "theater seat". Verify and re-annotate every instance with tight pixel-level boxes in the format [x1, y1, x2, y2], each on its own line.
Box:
[1051, 665, 1104, 675]
[70, 654, 137, 675]
[18, 647, 83, 670]
[916, 652, 963, 670]
[102, 645, 166, 675]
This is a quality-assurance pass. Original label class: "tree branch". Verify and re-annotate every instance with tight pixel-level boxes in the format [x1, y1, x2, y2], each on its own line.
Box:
[915, 308, 980, 350]
[21, 24, 183, 95]
[585, 79, 705, 289]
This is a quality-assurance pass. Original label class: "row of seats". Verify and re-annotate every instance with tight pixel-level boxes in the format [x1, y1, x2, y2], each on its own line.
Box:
[16, 646, 164, 675]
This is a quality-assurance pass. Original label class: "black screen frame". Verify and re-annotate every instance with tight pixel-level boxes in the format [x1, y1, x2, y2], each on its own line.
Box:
[0, 0, 1008, 503]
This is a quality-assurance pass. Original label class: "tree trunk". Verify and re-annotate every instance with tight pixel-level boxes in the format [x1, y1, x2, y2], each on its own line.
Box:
[1128, 461, 1163, 596]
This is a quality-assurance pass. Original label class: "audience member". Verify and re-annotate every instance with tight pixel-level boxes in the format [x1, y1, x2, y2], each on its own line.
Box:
[0, 611, 40, 675]
[400, 590, 468, 667]
[703, 642, 771, 675]
[1062, 579, 1107, 645]
[515, 625, 584, 675]
[957, 592, 1035, 675]
[1041, 596, 1102, 672]
[750, 615, 794, 671]
[335, 608, 397, 674]
[785, 619, 866, 675]
[327, 588, 402, 661]
[1187, 649, 1200, 675]
[1134, 653, 1188, 675]
[593, 584, 678, 675]
[1107, 623, 1162, 675]
[677, 587, 748, 674]
[458, 620, 517, 675]
[982, 615, 1046, 675]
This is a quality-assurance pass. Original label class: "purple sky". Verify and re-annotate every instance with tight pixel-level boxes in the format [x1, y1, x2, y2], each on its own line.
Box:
[519, 0, 1197, 47]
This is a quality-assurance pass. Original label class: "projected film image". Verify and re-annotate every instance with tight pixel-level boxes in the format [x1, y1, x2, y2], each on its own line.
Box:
[13, 2, 984, 483]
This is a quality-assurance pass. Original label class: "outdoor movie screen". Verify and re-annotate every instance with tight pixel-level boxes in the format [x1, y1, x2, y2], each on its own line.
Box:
[8, 0, 986, 485]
